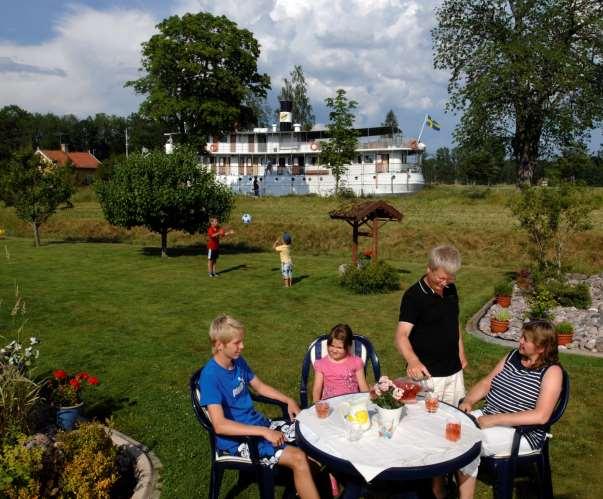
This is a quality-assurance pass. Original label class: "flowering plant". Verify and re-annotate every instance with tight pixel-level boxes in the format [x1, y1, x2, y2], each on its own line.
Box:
[1, 336, 40, 372]
[49, 370, 100, 407]
[370, 376, 405, 410]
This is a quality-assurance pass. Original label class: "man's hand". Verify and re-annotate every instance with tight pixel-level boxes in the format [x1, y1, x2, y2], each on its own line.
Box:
[406, 360, 431, 380]
[263, 428, 285, 446]
[287, 400, 301, 420]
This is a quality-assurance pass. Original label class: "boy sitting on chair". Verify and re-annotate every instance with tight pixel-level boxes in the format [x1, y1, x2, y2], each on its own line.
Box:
[199, 315, 320, 499]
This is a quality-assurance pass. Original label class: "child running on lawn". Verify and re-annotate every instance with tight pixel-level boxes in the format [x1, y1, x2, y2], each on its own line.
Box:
[312, 323, 369, 496]
[199, 315, 319, 499]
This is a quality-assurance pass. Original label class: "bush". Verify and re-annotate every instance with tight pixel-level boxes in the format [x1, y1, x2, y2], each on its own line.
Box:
[57, 422, 120, 498]
[548, 281, 591, 309]
[494, 309, 511, 321]
[527, 288, 557, 320]
[555, 321, 574, 334]
[494, 281, 513, 296]
[0, 434, 46, 499]
[340, 260, 400, 294]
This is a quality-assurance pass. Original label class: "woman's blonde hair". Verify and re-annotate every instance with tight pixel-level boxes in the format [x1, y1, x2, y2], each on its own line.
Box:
[209, 314, 245, 354]
[522, 320, 559, 368]
[428, 245, 461, 275]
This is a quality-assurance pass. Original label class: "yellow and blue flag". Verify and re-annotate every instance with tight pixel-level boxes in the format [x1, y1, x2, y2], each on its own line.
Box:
[426, 115, 441, 131]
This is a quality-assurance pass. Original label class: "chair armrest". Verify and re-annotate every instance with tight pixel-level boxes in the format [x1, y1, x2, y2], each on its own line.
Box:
[251, 393, 290, 420]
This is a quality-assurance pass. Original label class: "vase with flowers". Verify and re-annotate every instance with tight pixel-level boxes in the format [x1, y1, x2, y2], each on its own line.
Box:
[49, 370, 100, 430]
[369, 376, 405, 438]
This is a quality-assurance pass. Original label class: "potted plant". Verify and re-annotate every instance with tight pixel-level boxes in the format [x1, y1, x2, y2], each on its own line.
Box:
[494, 281, 514, 308]
[49, 370, 100, 430]
[516, 268, 533, 290]
[369, 376, 405, 438]
[555, 321, 574, 346]
[490, 308, 511, 334]
[527, 288, 556, 321]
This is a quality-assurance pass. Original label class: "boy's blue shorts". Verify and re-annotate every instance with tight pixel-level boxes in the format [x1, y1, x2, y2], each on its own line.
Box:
[281, 262, 293, 278]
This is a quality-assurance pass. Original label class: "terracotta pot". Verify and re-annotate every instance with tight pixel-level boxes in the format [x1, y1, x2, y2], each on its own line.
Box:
[490, 318, 510, 334]
[496, 295, 511, 308]
[557, 332, 574, 346]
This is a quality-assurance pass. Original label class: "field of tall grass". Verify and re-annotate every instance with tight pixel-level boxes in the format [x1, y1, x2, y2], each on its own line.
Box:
[1, 185, 602, 498]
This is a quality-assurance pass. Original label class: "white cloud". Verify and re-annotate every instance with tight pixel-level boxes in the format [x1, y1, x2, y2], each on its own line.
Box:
[0, 0, 455, 146]
[0, 5, 156, 116]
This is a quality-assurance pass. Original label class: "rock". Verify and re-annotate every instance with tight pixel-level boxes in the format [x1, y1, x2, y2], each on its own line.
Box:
[595, 337, 603, 351]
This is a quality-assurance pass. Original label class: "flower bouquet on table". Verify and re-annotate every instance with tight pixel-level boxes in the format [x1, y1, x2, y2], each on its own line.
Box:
[370, 376, 405, 439]
[49, 370, 100, 430]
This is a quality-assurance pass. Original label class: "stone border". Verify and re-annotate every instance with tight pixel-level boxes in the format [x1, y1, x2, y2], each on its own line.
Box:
[465, 298, 603, 358]
[108, 427, 163, 499]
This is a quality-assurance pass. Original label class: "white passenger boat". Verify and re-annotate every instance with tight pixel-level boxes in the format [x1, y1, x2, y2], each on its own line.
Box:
[199, 101, 426, 196]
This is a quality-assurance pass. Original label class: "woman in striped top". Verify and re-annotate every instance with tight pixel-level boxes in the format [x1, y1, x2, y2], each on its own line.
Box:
[455, 321, 563, 499]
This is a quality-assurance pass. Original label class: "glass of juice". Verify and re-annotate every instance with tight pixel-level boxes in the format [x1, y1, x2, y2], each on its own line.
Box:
[425, 392, 439, 413]
[445, 417, 461, 442]
[315, 401, 330, 419]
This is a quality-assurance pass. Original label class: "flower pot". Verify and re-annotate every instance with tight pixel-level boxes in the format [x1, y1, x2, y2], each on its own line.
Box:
[557, 332, 574, 346]
[375, 405, 404, 439]
[56, 402, 83, 430]
[490, 318, 510, 334]
[496, 295, 511, 308]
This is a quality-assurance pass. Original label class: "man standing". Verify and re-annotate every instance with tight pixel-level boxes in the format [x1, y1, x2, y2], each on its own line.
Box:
[395, 245, 467, 406]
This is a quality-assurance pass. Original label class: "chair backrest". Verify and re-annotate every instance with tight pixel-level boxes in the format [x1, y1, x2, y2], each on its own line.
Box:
[299, 333, 381, 408]
[547, 367, 570, 428]
[190, 368, 216, 438]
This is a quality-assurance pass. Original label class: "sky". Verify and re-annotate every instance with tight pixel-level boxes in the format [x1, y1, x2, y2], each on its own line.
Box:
[0, 1, 600, 153]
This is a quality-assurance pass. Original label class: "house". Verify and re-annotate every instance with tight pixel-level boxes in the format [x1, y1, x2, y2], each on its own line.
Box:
[36, 144, 101, 185]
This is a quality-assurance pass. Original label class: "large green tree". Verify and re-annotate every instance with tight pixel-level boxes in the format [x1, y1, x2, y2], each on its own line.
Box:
[95, 147, 234, 257]
[320, 89, 358, 194]
[278, 65, 315, 131]
[126, 12, 270, 149]
[0, 150, 74, 246]
[433, 0, 603, 185]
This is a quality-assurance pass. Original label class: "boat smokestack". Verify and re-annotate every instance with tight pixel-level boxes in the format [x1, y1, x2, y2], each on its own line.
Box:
[279, 100, 292, 132]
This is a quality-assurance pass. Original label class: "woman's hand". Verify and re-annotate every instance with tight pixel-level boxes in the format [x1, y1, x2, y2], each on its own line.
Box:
[263, 428, 285, 446]
[477, 414, 496, 429]
[459, 400, 473, 413]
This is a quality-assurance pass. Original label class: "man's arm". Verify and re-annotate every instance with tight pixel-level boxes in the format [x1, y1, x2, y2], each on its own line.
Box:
[249, 375, 300, 419]
[395, 321, 431, 379]
[206, 404, 285, 446]
[458, 327, 468, 369]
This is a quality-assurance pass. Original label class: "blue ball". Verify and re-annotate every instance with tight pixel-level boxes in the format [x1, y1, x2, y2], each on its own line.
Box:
[241, 213, 252, 224]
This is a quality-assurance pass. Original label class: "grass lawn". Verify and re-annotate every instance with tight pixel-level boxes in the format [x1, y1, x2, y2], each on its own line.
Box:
[1, 186, 602, 498]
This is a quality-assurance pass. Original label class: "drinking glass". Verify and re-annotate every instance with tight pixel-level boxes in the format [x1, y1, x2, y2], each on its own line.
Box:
[424, 392, 439, 413]
[445, 417, 461, 442]
[315, 401, 330, 419]
[345, 424, 364, 441]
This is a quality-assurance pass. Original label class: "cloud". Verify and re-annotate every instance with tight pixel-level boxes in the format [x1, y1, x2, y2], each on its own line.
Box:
[0, 5, 156, 117]
[0, 57, 67, 76]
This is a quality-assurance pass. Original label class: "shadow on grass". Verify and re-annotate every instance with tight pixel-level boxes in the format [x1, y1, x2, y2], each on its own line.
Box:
[396, 268, 412, 274]
[140, 241, 263, 258]
[218, 264, 249, 274]
[293, 274, 309, 284]
[86, 395, 137, 421]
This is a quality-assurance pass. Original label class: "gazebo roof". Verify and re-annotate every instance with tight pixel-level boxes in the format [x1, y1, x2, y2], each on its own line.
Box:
[329, 200, 403, 222]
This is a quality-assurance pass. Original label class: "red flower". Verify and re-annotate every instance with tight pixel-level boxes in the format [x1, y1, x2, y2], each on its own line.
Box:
[87, 376, 100, 386]
[76, 372, 89, 381]
[69, 378, 81, 390]
[53, 369, 67, 380]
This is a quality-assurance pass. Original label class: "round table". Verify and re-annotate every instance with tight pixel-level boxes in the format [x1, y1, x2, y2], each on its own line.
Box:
[295, 393, 482, 498]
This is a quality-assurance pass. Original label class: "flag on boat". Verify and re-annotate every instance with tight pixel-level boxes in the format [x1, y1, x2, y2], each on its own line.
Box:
[426, 115, 441, 131]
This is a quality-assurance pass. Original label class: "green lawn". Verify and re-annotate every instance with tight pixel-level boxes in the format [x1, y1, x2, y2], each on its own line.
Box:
[1, 187, 602, 498]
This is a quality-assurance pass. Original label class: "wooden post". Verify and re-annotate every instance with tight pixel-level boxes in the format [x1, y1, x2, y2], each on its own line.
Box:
[352, 222, 359, 266]
[372, 219, 379, 262]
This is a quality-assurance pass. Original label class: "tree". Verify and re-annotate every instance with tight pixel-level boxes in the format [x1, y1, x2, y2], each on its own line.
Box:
[320, 89, 358, 194]
[278, 65, 315, 131]
[433, 0, 603, 185]
[381, 110, 399, 133]
[0, 106, 34, 162]
[126, 13, 270, 149]
[0, 150, 74, 246]
[95, 147, 234, 257]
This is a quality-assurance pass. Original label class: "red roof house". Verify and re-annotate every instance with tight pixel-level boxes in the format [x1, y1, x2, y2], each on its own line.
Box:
[36, 145, 101, 184]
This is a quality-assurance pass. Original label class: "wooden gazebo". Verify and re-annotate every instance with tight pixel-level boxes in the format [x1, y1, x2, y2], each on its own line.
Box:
[329, 201, 403, 265]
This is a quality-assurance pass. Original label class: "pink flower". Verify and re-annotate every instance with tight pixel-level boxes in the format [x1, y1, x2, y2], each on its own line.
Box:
[393, 388, 404, 400]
